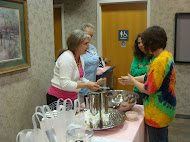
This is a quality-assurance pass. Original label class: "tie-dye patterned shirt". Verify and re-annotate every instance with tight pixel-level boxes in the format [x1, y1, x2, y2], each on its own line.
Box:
[143, 50, 176, 128]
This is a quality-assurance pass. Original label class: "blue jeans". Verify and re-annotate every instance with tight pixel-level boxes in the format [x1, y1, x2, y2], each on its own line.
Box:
[146, 124, 168, 142]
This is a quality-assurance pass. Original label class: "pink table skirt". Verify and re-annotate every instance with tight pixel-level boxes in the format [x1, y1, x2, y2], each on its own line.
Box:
[93, 105, 145, 142]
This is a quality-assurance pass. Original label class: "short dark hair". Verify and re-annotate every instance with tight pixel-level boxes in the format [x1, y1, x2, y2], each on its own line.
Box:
[141, 26, 167, 53]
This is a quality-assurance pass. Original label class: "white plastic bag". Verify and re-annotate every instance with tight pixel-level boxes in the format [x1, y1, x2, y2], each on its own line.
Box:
[16, 114, 49, 142]
[54, 98, 77, 142]
[53, 99, 67, 142]
[16, 129, 34, 142]
[33, 108, 59, 142]
[53, 98, 84, 141]
[32, 99, 84, 142]
[65, 99, 88, 130]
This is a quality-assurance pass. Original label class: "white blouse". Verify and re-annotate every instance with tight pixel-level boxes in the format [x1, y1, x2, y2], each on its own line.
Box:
[51, 50, 88, 92]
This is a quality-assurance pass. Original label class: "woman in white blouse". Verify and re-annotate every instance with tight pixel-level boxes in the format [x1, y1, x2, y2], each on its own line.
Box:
[47, 29, 103, 105]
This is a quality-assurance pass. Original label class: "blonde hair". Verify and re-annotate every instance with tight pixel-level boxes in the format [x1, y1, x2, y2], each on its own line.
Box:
[66, 29, 91, 53]
[81, 23, 94, 32]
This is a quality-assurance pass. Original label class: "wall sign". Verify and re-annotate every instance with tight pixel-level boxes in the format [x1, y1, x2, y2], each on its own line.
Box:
[118, 30, 128, 40]
[121, 41, 126, 47]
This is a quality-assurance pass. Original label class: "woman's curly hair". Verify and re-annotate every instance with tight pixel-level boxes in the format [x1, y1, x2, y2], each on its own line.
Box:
[133, 34, 153, 61]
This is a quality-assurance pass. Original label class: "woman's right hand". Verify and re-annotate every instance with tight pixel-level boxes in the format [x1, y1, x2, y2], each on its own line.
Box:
[97, 78, 106, 85]
[86, 81, 101, 92]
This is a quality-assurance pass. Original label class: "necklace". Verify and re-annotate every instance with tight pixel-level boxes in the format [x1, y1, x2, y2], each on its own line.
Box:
[76, 62, 80, 67]
[74, 56, 80, 68]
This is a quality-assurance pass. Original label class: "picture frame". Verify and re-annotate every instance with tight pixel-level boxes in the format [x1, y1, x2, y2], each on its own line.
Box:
[0, 0, 30, 74]
[174, 13, 190, 63]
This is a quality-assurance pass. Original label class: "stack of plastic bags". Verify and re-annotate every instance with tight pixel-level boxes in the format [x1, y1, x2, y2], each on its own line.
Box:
[16, 98, 86, 142]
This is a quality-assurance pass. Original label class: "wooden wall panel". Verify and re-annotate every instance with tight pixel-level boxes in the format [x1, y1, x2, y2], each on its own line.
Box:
[54, 8, 62, 60]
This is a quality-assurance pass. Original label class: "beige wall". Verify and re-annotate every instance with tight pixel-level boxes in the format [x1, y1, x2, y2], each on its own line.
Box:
[54, 0, 190, 115]
[1, 0, 190, 141]
[0, 0, 55, 141]
[54, 0, 97, 47]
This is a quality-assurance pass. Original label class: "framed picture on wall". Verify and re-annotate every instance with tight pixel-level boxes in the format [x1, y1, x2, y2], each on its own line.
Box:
[0, 0, 30, 74]
[174, 13, 190, 63]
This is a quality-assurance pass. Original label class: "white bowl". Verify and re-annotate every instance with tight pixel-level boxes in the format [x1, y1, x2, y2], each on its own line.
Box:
[125, 111, 138, 121]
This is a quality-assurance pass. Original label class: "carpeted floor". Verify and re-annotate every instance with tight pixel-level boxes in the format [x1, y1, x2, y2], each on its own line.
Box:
[168, 117, 190, 142]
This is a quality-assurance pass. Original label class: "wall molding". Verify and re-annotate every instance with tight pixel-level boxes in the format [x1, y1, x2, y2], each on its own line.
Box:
[176, 114, 190, 119]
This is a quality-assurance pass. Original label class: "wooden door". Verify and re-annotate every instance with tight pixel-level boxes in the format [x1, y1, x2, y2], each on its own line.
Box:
[54, 8, 62, 60]
[102, 2, 147, 91]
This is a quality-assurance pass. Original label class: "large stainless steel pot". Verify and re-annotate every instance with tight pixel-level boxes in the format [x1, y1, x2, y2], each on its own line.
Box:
[88, 90, 108, 116]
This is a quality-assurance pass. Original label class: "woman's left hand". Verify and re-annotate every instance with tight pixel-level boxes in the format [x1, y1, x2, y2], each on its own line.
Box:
[97, 78, 106, 85]
[118, 74, 135, 85]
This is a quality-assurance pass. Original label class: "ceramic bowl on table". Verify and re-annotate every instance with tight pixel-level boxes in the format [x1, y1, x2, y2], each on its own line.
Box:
[107, 90, 139, 112]
[126, 111, 139, 121]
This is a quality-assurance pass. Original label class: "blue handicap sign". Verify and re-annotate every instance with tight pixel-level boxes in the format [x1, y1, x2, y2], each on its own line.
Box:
[121, 41, 126, 47]
[118, 30, 128, 41]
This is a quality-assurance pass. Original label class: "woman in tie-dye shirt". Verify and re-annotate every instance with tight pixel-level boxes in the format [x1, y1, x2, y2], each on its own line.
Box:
[118, 26, 176, 142]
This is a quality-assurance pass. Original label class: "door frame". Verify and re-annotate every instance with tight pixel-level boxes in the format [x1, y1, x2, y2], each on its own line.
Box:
[96, 0, 150, 57]
[53, 4, 66, 49]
